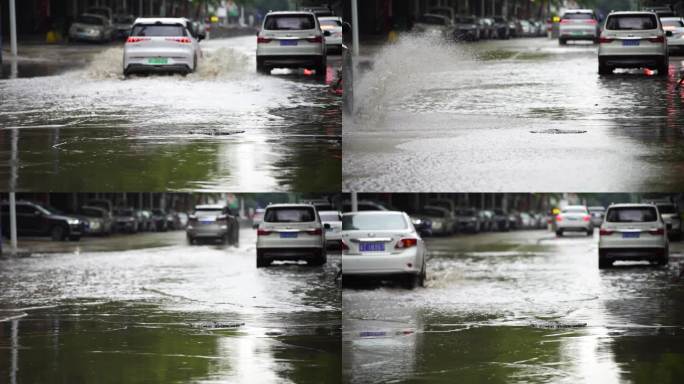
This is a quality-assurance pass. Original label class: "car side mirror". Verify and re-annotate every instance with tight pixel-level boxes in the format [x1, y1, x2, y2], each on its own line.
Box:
[324, 223, 331, 229]
[666, 30, 673, 37]
[323, 30, 332, 37]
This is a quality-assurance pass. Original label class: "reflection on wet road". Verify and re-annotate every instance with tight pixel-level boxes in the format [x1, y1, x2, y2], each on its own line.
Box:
[344, 36, 684, 191]
[0, 229, 341, 383]
[0, 36, 341, 191]
[343, 230, 684, 383]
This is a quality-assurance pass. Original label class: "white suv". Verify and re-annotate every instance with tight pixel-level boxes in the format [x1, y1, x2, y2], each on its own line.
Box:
[598, 203, 669, 269]
[123, 18, 203, 76]
[598, 11, 668, 75]
[558, 9, 600, 45]
[256, 11, 328, 76]
[256, 204, 327, 267]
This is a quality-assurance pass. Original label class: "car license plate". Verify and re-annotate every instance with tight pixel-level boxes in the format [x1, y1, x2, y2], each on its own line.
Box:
[360, 242, 385, 252]
[623, 40, 639, 46]
[280, 40, 298, 46]
[280, 232, 298, 238]
[148, 58, 169, 65]
[622, 232, 640, 238]
[200, 219, 215, 223]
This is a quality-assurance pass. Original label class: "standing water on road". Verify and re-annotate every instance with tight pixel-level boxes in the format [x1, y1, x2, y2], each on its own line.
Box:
[0, 36, 341, 191]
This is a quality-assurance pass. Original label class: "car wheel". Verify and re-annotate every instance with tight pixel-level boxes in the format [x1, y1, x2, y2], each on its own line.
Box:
[598, 59, 612, 75]
[598, 257, 612, 269]
[256, 58, 268, 74]
[51, 225, 66, 241]
[403, 273, 420, 289]
[657, 58, 668, 76]
[187, 236, 195, 245]
[256, 250, 271, 268]
[308, 249, 327, 266]
[586, 229, 593, 236]
[556, 230, 563, 237]
[558, 38, 567, 45]
[315, 57, 327, 77]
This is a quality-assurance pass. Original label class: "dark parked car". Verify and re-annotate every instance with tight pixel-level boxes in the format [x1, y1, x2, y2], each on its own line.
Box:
[492, 209, 510, 231]
[113, 207, 139, 233]
[1, 201, 83, 241]
[72, 206, 113, 236]
[150, 209, 168, 232]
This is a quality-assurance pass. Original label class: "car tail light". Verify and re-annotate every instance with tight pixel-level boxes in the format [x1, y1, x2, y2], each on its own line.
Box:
[257, 229, 271, 236]
[583, 215, 590, 222]
[257, 36, 271, 43]
[340, 241, 349, 251]
[648, 36, 665, 43]
[306, 228, 322, 235]
[306, 35, 323, 43]
[599, 228, 613, 236]
[166, 37, 192, 43]
[585, 19, 598, 25]
[556, 216, 563, 222]
[217, 215, 227, 224]
[560, 19, 570, 24]
[599, 37, 615, 44]
[126, 37, 149, 43]
[648, 228, 665, 236]
[395, 238, 418, 249]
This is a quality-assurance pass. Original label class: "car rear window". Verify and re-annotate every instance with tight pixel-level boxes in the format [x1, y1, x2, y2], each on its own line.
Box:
[265, 207, 316, 223]
[656, 204, 676, 214]
[606, 207, 658, 222]
[563, 12, 594, 20]
[342, 213, 408, 230]
[195, 210, 221, 218]
[605, 14, 658, 30]
[319, 19, 341, 28]
[76, 16, 104, 25]
[131, 24, 187, 37]
[319, 212, 341, 222]
[264, 14, 316, 30]
[563, 207, 587, 214]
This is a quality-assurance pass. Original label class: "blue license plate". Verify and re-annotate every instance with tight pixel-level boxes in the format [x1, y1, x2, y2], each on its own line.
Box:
[360, 242, 385, 252]
[622, 232, 640, 238]
[280, 232, 298, 238]
[280, 40, 298, 46]
[623, 40, 639, 46]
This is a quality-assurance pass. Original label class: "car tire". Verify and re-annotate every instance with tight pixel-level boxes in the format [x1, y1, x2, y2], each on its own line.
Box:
[256, 58, 269, 74]
[558, 38, 567, 45]
[556, 230, 563, 237]
[657, 58, 669, 76]
[187, 236, 195, 245]
[51, 225, 66, 241]
[403, 273, 420, 289]
[598, 59, 612, 75]
[586, 229, 593, 236]
[315, 57, 327, 77]
[308, 249, 327, 266]
[256, 250, 271, 268]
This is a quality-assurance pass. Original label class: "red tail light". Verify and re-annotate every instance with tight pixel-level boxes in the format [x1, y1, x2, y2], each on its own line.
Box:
[583, 215, 590, 222]
[166, 37, 192, 43]
[648, 36, 665, 43]
[126, 37, 150, 43]
[257, 229, 271, 236]
[306, 228, 322, 236]
[648, 228, 665, 236]
[560, 19, 570, 24]
[556, 216, 563, 222]
[257, 36, 271, 43]
[340, 241, 349, 251]
[599, 37, 614, 44]
[306, 35, 323, 43]
[396, 238, 418, 249]
[599, 228, 613, 236]
[584, 19, 597, 25]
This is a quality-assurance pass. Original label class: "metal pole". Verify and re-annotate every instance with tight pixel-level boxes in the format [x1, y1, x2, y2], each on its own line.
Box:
[351, 192, 358, 212]
[351, 0, 359, 56]
[9, 192, 17, 253]
[9, 0, 18, 57]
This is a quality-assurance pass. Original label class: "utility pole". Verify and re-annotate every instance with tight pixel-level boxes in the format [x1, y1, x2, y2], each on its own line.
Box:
[351, 0, 359, 56]
[9, 0, 18, 57]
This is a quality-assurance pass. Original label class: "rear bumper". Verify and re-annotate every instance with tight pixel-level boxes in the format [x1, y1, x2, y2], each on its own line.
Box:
[258, 247, 323, 260]
[599, 54, 666, 68]
[124, 63, 191, 74]
[599, 247, 667, 260]
[257, 55, 324, 68]
[186, 228, 228, 238]
[343, 252, 421, 276]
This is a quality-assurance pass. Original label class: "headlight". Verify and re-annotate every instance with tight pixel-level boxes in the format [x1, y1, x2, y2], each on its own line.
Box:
[67, 219, 80, 225]
[412, 219, 422, 225]
[90, 221, 101, 229]
[432, 221, 443, 229]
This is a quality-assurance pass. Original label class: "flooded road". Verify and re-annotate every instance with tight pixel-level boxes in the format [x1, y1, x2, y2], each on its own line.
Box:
[0, 37, 341, 191]
[0, 228, 341, 383]
[343, 36, 684, 191]
[343, 230, 684, 383]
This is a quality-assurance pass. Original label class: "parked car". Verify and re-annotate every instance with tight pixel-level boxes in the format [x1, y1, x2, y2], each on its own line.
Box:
[318, 16, 343, 53]
[341, 200, 388, 212]
[479, 17, 495, 39]
[85, 199, 113, 215]
[256, 11, 328, 76]
[660, 17, 684, 55]
[113, 14, 135, 39]
[69, 13, 113, 43]
[256, 203, 327, 267]
[480, 210, 495, 231]
[149, 209, 168, 231]
[598, 11, 668, 75]
[598, 203, 668, 268]
[654, 202, 681, 240]
[453, 15, 481, 41]
[492, 209, 510, 231]
[341, 210, 426, 289]
[413, 13, 455, 39]
[419, 206, 455, 235]
[73, 206, 113, 236]
[554, 205, 593, 236]
[124, 17, 204, 76]
[252, 208, 265, 229]
[493, 16, 510, 39]
[319, 210, 342, 249]
[113, 207, 139, 233]
[86, 6, 113, 23]
[410, 214, 433, 237]
[0, 201, 83, 241]
[588, 206, 606, 227]
[186, 204, 239, 245]
[558, 9, 600, 45]
[455, 207, 482, 233]
[426, 6, 456, 23]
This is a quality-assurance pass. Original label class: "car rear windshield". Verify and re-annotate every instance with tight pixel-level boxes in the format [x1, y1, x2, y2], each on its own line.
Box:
[661, 19, 684, 27]
[342, 213, 407, 230]
[563, 12, 594, 20]
[265, 207, 316, 223]
[319, 212, 341, 222]
[76, 16, 104, 25]
[656, 204, 676, 214]
[195, 210, 221, 218]
[605, 15, 658, 30]
[563, 207, 587, 214]
[131, 24, 187, 37]
[606, 207, 658, 222]
[319, 19, 341, 28]
[264, 14, 316, 30]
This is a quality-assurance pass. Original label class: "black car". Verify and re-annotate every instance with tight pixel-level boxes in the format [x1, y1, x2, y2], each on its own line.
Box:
[150, 209, 168, 232]
[0, 201, 83, 241]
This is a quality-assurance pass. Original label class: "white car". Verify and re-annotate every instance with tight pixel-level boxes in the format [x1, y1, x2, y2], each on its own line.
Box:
[69, 13, 113, 43]
[256, 204, 327, 267]
[598, 203, 669, 268]
[341, 211, 426, 289]
[655, 202, 681, 240]
[598, 11, 669, 75]
[319, 210, 342, 247]
[558, 9, 600, 45]
[554, 205, 593, 236]
[660, 17, 684, 54]
[256, 11, 328, 76]
[123, 18, 203, 76]
[318, 16, 343, 53]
